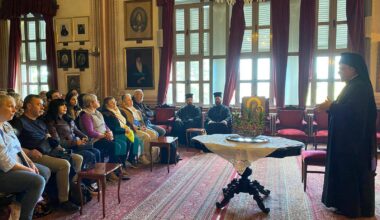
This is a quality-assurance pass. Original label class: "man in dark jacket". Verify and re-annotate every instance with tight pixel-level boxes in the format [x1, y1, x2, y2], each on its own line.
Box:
[316, 53, 377, 218]
[205, 92, 232, 134]
[173, 93, 202, 144]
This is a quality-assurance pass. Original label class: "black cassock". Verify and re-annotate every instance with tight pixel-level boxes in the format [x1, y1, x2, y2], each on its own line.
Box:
[322, 76, 377, 218]
[173, 105, 202, 144]
[205, 104, 232, 135]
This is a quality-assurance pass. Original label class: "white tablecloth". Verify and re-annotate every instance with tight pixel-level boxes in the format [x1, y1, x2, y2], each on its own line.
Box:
[193, 134, 304, 174]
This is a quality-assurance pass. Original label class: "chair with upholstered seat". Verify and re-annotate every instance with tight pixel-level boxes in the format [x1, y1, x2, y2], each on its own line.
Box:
[275, 107, 309, 148]
[301, 150, 326, 191]
[154, 106, 176, 136]
[312, 109, 329, 150]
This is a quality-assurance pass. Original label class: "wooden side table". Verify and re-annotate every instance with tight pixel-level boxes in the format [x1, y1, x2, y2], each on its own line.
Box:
[150, 136, 178, 173]
[77, 163, 122, 218]
[186, 128, 206, 146]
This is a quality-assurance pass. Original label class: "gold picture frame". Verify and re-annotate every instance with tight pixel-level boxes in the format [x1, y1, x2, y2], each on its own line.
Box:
[73, 17, 89, 42]
[55, 18, 73, 43]
[124, 0, 153, 41]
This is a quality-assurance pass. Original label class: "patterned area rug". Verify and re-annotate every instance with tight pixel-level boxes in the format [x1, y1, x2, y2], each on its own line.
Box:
[39, 151, 380, 220]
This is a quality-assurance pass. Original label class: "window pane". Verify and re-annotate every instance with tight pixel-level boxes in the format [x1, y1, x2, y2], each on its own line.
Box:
[21, 65, 27, 82]
[289, 0, 300, 53]
[203, 59, 210, 81]
[190, 8, 199, 30]
[244, 5, 252, 27]
[41, 84, 49, 92]
[167, 83, 173, 104]
[204, 32, 209, 56]
[257, 82, 270, 98]
[22, 85, 28, 98]
[334, 56, 341, 79]
[40, 42, 46, 60]
[317, 25, 329, 49]
[212, 59, 226, 95]
[316, 82, 328, 104]
[334, 81, 345, 100]
[318, 0, 330, 22]
[176, 9, 185, 31]
[336, 0, 347, 21]
[190, 33, 199, 55]
[241, 29, 252, 53]
[39, 20, 46, 39]
[203, 83, 210, 105]
[239, 59, 252, 80]
[285, 56, 299, 106]
[29, 85, 39, 95]
[176, 34, 185, 55]
[176, 61, 185, 81]
[257, 58, 270, 80]
[28, 42, 37, 60]
[21, 21, 25, 41]
[258, 29, 270, 52]
[212, 4, 226, 56]
[336, 24, 347, 49]
[190, 61, 199, 81]
[27, 21, 36, 40]
[258, 2, 270, 26]
[203, 6, 209, 29]
[239, 83, 251, 103]
[40, 66, 48, 83]
[176, 83, 186, 103]
[21, 43, 26, 62]
[190, 83, 200, 103]
[316, 56, 329, 79]
[29, 66, 38, 83]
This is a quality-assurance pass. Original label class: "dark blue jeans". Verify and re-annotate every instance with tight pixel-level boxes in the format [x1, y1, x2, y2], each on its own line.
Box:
[0, 163, 50, 220]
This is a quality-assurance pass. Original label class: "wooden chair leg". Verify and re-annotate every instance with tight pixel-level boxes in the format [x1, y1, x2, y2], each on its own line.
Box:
[303, 164, 307, 192]
[102, 176, 106, 218]
[301, 161, 304, 183]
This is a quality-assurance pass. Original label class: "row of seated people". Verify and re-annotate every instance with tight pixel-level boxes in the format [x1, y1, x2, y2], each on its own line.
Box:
[0, 88, 172, 220]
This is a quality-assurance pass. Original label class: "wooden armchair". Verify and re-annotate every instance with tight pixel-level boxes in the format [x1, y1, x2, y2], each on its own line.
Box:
[275, 107, 309, 148]
[154, 106, 176, 136]
[312, 109, 329, 150]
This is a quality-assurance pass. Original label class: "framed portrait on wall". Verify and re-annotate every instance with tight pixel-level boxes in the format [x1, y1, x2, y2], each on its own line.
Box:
[125, 47, 154, 89]
[124, 0, 152, 41]
[66, 74, 81, 94]
[73, 17, 89, 42]
[74, 50, 89, 69]
[55, 18, 73, 43]
[57, 49, 72, 69]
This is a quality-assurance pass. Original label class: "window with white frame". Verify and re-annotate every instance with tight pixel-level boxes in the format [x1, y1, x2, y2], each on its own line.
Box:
[167, 2, 213, 105]
[307, 0, 348, 106]
[20, 13, 49, 98]
[236, 2, 272, 106]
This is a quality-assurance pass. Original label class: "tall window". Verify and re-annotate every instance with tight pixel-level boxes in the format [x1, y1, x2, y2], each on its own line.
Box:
[237, 2, 272, 105]
[307, 0, 347, 106]
[168, 2, 212, 105]
[20, 13, 49, 98]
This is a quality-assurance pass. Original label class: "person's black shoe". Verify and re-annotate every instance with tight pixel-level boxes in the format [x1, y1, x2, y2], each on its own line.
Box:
[60, 201, 80, 212]
[176, 154, 182, 161]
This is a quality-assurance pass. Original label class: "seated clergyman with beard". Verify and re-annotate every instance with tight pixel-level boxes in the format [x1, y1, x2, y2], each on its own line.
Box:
[173, 93, 202, 145]
[204, 92, 232, 135]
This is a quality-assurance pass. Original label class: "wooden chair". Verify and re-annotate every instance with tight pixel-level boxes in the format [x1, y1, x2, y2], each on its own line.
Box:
[312, 109, 329, 150]
[301, 150, 326, 191]
[154, 107, 176, 135]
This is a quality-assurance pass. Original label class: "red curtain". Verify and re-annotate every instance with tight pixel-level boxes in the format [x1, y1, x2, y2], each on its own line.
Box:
[7, 18, 21, 89]
[222, 0, 245, 105]
[156, 0, 174, 105]
[271, 0, 290, 108]
[44, 15, 58, 89]
[346, 0, 364, 56]
[0, 0, 57, 89]
[298, 0, 316, 108]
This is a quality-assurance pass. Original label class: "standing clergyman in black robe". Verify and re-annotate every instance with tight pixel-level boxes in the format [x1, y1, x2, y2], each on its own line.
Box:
[205, 92, 232, 134]
[316, 52, 377, 218]
[173, 93, 202, 145]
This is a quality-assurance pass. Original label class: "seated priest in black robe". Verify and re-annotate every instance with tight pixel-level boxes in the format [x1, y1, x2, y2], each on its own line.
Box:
[316, 52, 377, 218]
[173, 93, 202, 145]
[205, 92, 232, 134]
